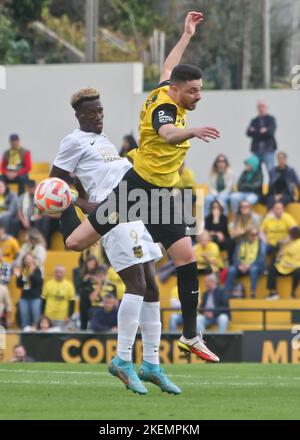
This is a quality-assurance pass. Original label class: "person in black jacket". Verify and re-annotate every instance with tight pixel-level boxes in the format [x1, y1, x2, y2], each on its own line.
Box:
[205, 200, 230, 252]
[266, 152, 300, 209]
[246, 100, 277, 175]
[14, 252, 43, 329]
[90, 293, 118, 331]
[196, 274, 230, 333]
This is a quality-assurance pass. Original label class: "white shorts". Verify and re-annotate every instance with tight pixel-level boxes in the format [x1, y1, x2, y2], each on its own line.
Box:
[101, 221, 163, 273]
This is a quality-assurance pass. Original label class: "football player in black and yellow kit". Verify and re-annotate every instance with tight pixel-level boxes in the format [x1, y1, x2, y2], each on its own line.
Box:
[89, 12, 219, 361]
[126, 11, 220, 360]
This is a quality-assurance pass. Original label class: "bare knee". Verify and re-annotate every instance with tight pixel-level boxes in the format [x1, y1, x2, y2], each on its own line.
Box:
[168, 238, 196, 267]
[65, 235, 82, 252]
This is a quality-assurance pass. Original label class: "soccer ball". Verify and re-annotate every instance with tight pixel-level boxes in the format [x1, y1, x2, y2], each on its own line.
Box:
[34, 177, 71, 214]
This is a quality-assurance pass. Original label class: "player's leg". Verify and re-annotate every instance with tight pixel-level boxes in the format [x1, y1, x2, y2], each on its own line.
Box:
[167, 237, 219, 362]
[59, 204, 100, 250]
[108, 263, 148, 395]
[101, 221, 162, 395]
[138, 261, 181, 394]
[167, 236, 198, 338]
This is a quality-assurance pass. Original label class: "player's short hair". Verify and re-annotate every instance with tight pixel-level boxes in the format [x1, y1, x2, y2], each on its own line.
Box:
[71, 87, 100, 111]
[170, 64, 202, 84]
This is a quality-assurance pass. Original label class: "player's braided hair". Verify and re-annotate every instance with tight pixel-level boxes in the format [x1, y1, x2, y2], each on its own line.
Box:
[71, 87, 100, 110]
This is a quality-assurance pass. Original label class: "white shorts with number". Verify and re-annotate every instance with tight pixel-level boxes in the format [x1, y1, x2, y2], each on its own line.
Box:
[101, 220, 163, 273]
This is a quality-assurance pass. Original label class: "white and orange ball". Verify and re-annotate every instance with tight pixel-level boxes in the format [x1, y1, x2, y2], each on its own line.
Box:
[34, 177, 71, 214]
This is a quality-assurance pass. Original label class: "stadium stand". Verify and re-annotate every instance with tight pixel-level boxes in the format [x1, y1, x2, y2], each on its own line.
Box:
[3, 162, 300, 332]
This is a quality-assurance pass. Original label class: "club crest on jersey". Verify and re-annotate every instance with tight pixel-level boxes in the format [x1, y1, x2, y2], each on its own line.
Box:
[133, 245, 143, 259]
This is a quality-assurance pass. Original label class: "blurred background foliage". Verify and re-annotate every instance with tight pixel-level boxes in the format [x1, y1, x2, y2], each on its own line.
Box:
[0, 0, 299, 89]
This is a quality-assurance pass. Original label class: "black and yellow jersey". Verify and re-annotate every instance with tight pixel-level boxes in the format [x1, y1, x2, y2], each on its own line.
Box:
[128, 81, 190, 187]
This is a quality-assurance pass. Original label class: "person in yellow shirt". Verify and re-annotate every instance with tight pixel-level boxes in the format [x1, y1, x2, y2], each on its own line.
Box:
[194, 230, 224, 275]
[260, 201, 297, 260]
[267, 226, 300, 299]
[41, 265, 75, 328]
[225, 227, 265, 298]
[0, 221, 20, 264]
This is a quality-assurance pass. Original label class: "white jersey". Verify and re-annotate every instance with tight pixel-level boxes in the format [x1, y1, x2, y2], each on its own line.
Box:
[53, 128, 132, 203]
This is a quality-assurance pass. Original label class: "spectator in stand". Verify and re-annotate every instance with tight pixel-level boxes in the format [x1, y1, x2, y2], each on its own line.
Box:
[204, 154, 235, 217]
[230, 155, 263, 213]
[0, 178, 18, 233]
[266, 152, 300, 209]
[197, 274, 230, 333]
[0, 220, 20, 265]
[168, 285, 182, 331]
[205, 200, 230, 252]
[10, 344, 34, 362]
[0, 247, 12, 328]
[267, 227, 300, 300]
[260, 201, 297, 260]
[36, 315, 61, 332]
[228, 201, 261, 263]
[41, 266, 75, 329]
[119, 134, 138, 158]
[174, 163, 197, 196]
[225, 227, 265, 298]
[16, 228, 47, 273]
[0, 284, 12, 328]
[194, 230, 224, 275]
[88, 267, 117, 320]
[79, 263, 116, 330]
[173, 162, 197, 225]
[1, 134, 31, 195]
[77, 256, 101, 329]
[14, 253, 43, 329]
[90, 293, 118, 332]
[13, 180, 53, 242]
[246, 100, 277, 175]
[73, 254, 99, 296]
[106, 266, 126, 301]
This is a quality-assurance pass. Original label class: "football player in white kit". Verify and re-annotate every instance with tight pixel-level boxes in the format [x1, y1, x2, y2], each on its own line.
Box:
[50, 87, 181, 395]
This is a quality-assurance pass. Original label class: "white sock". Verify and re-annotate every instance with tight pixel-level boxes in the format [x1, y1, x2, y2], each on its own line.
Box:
[139, 301, 161, 365]
[117, 293, 144, 362]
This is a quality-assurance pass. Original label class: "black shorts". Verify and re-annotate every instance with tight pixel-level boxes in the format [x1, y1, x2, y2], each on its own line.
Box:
[88, 168, 187, 250]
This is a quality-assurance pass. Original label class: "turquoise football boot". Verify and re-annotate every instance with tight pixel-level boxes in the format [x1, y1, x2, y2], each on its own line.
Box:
[108, 356, 148, 395]
[138, 361, 181, 395]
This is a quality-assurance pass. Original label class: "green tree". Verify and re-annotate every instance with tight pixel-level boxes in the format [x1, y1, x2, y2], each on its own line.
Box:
[8, 0, 51, 23]
[0, 14, 31, 63]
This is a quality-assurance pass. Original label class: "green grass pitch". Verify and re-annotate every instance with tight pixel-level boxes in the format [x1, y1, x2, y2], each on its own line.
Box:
[0, 362, 300, 420]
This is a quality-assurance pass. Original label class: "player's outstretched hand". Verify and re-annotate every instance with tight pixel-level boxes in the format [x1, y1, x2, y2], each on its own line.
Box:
[194, 126, 220, 143]
[184, 11, 204, 36]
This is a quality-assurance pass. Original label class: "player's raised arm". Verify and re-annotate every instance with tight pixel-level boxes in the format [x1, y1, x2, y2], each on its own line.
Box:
[160, 11, 204, 83]
[158, 125, 220, 144]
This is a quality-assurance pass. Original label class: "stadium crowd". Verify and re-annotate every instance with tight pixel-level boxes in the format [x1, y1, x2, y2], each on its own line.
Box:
[1, 100, 300, 335]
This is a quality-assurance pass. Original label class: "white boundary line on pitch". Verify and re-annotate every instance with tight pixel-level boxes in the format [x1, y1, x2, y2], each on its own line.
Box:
[0, 369, 107, 375]
[0, 379, 298, 387]
[0, 369, 300, 381]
